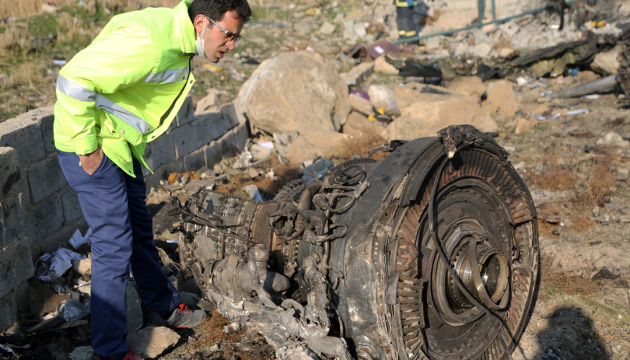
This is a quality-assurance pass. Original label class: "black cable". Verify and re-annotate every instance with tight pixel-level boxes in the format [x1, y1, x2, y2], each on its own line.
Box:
[427, 155, 512, 359]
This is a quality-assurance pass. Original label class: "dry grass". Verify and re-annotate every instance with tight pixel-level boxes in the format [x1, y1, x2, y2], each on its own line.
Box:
[0, 0, 180, 18]
[190, 311, 274, 360]
[538, 256, 603, 300]
[531, 155, 616, 211]
[0, 0, 49, 18]
[0, 20, 29, 56]
[526, 149, 618, 237]
[251, 154, 302, 196]
[336, 126, 389, 162]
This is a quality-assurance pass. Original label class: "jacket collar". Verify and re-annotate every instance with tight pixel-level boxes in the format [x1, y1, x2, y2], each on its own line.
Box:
[174, 0, 195, 56]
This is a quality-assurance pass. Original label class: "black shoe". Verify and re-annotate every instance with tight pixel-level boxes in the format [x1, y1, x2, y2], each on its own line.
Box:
[154, 303, 206, 328]
[97, 349, 145, 360]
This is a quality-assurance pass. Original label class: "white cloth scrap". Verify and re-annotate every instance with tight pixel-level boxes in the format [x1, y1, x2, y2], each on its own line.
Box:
[35, 248, 86, 281]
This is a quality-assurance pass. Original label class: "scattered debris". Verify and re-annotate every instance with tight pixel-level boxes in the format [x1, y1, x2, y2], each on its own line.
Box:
[34, 248, 85, 282]
[68, 228, 91, 249]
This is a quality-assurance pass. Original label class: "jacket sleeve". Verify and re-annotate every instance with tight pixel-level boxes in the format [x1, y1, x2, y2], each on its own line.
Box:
[55, 25, 158, 155]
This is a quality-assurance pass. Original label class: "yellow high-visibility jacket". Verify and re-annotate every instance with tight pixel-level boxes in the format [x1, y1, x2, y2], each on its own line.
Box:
[54, 0, 196, 176]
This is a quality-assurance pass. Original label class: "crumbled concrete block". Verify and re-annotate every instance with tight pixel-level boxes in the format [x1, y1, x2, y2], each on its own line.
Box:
[183, 148, 206, 172]
[1, 194, 27, 248]
[26, 194, 64, 245]
[144, 132, 176, 170]
[39, 113, 56, 154]
[27, 154, 67, 203]
[204, 123, 248, 168]
[340, 62, 374, 87]
[0, 147, 19, 196]
[174, 110, 238, 159]
[60, 187, 83, 224]
[175, 96, 194, 127]
[0, 241, 35, 299]
[0, 119, 46, 168]
[0, 292, 17, 331]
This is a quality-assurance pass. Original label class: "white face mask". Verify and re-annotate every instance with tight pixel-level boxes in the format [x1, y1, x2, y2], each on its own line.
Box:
[195, 17, 207, 59]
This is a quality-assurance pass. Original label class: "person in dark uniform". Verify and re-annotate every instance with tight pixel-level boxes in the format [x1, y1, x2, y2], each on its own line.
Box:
[394, 0, 429, 42]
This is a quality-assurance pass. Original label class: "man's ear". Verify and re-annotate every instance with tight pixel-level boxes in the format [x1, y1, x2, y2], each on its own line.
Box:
[193, 14, 207, 34]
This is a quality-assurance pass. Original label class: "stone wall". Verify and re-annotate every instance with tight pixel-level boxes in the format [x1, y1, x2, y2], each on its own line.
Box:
[0, 97, 248, 331]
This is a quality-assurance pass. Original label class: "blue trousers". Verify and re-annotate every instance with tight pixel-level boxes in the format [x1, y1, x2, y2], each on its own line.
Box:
[58, 150, 181, 356]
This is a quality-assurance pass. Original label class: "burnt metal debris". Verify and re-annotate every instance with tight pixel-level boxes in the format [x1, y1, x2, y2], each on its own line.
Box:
[175, 125, 540, 360]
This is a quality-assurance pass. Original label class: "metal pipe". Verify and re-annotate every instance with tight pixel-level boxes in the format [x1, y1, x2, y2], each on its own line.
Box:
[491, 0, 497, 20]
[478, 0, 486, 28]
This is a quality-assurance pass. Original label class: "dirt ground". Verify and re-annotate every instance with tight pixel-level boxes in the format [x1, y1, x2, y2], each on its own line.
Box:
[498, 89, 630, 360]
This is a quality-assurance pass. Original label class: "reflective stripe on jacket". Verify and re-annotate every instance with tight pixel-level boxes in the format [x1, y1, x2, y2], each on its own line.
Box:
[53, 0, 196, 176]
[394, 0, 417, 7]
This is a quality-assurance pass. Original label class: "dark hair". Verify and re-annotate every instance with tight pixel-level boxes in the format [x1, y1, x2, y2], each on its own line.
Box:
[188, 0, 252, 22]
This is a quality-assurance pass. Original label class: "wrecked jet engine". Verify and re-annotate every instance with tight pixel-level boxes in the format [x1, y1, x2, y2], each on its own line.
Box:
[176, 125, 539, 360]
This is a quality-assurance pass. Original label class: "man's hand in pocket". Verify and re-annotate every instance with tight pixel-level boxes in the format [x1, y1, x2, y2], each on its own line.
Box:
[79, 147, 104, 175]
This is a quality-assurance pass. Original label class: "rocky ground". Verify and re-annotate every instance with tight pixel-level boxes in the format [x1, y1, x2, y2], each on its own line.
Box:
[1, 0, 630, 359]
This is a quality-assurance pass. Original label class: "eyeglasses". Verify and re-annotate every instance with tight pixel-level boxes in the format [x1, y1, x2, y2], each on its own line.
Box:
[206, 16, 242, 44]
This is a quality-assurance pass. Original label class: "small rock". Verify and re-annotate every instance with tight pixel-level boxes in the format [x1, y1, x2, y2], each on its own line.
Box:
[474, 43, 492, 58]
[353, 22, 367, 38]
[592, 267, 620, 280]
[443, 76, 487, 98]
[243, 184, 263, 201]
[287, 131, 351, 165]
[349, 93, 373, 115]
[342, 112, 384, 139]
[498, 47, 515, 58]
[596, 132, 630, 147]
[73, 258, 91, 275]
[195, 89, 221, 114]
[482, 80, 519, 118]
[590, 47, 621, 76]
[69, 346, 93, 360]
[250, 143, 274, 162]
[373, 56, 398, 75]
[515, 117, 538, 134]
[368, 85, 398, 113]
[340, 62, 374, 87]
[247, 167, 259, 179]
[319, 22, 336, 35]
[128, 326, 180, 359]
